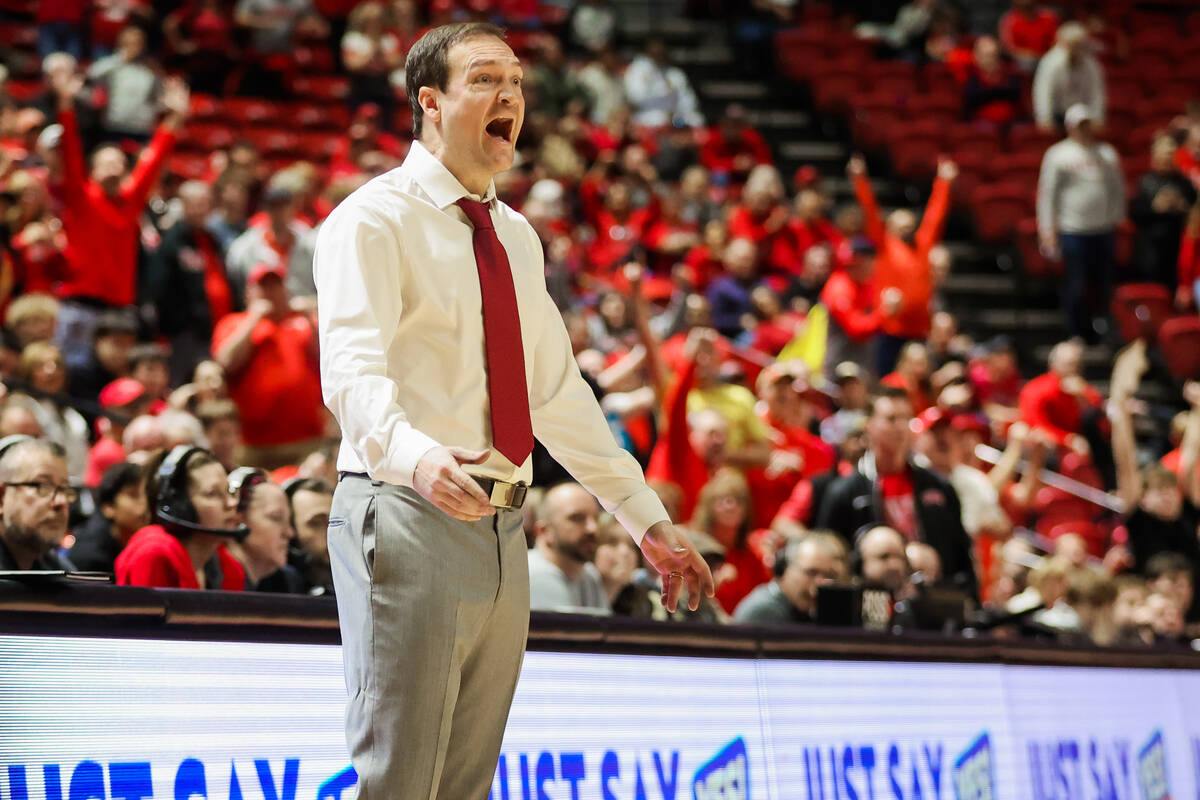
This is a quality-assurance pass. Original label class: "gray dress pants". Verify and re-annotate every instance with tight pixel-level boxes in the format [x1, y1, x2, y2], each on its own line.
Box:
[329, 473, 530, 800]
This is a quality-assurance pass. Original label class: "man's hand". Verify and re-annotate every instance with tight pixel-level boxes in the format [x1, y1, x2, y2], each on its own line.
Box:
[936, 157, 958, 182]
[161, 76, 190, 127]
[1176, 284, 1194, 311]
[51, 70, 84, 111]
[1039, 229, 1060, 261]
[413, 446, 495, 521]
[846, 155, 867, 178]
[639, 521, 715, 613]
[881, 287, 903, 316]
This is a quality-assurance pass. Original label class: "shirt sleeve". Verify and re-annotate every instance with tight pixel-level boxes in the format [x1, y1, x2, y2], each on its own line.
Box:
[1031, 54, 1054, 126]
[1036, 146, 1060, 238]
[522, 227, 669, 543]
[313, 199, 442, 487]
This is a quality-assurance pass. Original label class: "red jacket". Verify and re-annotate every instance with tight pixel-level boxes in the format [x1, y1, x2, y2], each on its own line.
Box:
[1179, 220, 1200, 289]
[698, 126, 772, 175]
[1017, 372, 1103, 446]
[999, 8, 1059, 58]
[56, 108, 176, 306]
[115, 524, 246, 590]
[819, 268, 882, 343]
[855, 173, 949, 339]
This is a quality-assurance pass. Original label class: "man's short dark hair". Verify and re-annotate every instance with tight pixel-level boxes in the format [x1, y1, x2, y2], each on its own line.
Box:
[93, 309, 139, 340]
[406, 22, 507, 140]
[1146, 551, 1193, 581]
[97, 461, 143, 508]
[127, 343, 168, 372]
[866, 385, 910, 418]
[194, 399, 239, 429]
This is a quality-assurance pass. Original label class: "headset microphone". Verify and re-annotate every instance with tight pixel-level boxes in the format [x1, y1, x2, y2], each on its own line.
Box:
[154, 508, 251, 542]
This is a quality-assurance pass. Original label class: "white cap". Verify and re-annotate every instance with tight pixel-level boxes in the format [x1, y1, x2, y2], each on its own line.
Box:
[1064, 103, 1094, 129]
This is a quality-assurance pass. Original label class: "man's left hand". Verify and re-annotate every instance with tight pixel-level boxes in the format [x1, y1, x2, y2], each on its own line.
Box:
[639, 521, 715, 613]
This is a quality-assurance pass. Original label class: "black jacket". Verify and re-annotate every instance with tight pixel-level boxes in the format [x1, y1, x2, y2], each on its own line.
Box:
[815, 454, 979, 599]
[149, 222, 232, 338]
[68, 513, 124, 573]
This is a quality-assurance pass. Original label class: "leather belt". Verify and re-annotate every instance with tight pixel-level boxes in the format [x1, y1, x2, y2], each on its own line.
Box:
[339, 472, 527, 510]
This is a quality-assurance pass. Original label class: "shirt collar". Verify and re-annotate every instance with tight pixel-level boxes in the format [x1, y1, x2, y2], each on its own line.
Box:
[402, 140, 497, 210]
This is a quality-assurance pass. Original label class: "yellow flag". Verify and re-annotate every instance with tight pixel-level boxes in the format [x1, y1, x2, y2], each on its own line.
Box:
[776, 303, 828, 373]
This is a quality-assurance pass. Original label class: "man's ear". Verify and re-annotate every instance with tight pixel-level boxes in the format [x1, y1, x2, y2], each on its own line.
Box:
[418, 86, 441, 127]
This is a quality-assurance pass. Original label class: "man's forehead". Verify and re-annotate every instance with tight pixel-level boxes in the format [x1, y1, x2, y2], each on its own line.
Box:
[451, 37, 521, 70]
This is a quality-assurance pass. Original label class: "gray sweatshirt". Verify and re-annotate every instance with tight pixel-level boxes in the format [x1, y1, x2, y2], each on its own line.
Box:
[1037, 138, 1125, 237]
[88, 56, 160, 136]
[1032, 46, 1106, 126]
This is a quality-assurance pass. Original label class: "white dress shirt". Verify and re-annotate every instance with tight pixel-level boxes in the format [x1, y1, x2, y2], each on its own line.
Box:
[313, 141, 669, 541]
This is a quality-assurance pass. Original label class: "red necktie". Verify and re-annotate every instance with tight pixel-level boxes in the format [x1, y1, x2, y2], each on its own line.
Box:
[456, 197, 534, 465]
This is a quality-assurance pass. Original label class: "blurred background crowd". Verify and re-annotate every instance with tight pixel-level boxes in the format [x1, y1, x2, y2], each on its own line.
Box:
[1, 0, 1200, 649]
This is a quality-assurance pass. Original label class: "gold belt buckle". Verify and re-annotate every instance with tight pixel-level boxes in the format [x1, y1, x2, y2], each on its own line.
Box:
[489, 480, 516, 508]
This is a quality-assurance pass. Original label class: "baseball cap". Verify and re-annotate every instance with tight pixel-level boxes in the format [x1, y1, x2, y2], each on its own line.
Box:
[1064, 103, 1094, 129]
[248, 262, 287, 285]
[99, 378, 146, 409]
[834, 361, 865, 384]
[910, 406, 951, 434]
[952, 413, 990, 437]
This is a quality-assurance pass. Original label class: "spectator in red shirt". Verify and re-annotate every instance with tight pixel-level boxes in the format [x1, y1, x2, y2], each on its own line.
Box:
[115, 445, 246, 590]
[643, 189, 700, 275]
[999, 0, 1060, 71]
[128, 344, 171, 414]
[1177, 205, 1200, 311]
[850, 154, 954, 375]
[819, 236, 898, 379]
[690, 467, 770, 615]
[728, 164, 793, 277]
[963, 36, 1023, 128]
[698, 103, 772, 183]
[881, 341, 934, 414]
[747, 286, 804, 356]
[211, 263, 325, 470]
[1018, 338, 1104, 459]
[786, 187, 844, 270]
[90, 0, 153, 59]
[969, 334, 1023, 429]
[85, 377, 150, 488]
[49, 71, 187, 366]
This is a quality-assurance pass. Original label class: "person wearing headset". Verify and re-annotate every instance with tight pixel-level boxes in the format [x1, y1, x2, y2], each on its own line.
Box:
[732, 531, 847, 625]
[0, 437, 76, 572]
[227, 467, 307, 593]
[114, 445, 247, 590]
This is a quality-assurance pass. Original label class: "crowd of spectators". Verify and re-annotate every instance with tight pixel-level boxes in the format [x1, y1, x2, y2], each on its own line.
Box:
[0, 0, 1198, 650]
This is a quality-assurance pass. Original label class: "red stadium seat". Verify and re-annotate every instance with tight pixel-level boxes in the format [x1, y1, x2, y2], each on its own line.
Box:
[1126, 122, 1168, 159]
[291, 75, 351, 102]
[168, 154, 210, 180]
[296, 132, 339, 161]
[811, 69, 863, 114]
[945, 122, 1003, 159]
[1017, 217, 1059, 277]
[1136, 60, 1176, 95]
[970, 183, 1033, 243]
[285, 102, 351, 131]
[1159, 316, 1200, 382]
[776, 41, 825, 83]
[906, 89, 961, 123]
[1008, 125, 1058, 153]
[188, 94, 223, 122]
[862, 61, 918, 98]
[991, 150, 1043, 186]
[183, 121, 235, 150]
[1110, 283, 1173, 344]
[222, 98, 278, 126]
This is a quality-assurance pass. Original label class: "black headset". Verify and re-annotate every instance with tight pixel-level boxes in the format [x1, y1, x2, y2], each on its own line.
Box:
[229, 466, 270, 513]
[0, 434, 35, 462]
[154, 445, 250, 542]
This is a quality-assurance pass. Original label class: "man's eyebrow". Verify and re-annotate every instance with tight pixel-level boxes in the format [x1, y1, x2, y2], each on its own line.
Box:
[465, 58, 523, 71]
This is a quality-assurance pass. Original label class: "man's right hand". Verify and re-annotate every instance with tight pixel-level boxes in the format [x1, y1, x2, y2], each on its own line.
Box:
[51, 71, 84, 111]
[413, 446, 495, 521]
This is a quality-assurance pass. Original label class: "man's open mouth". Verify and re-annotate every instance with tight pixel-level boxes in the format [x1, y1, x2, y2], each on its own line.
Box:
[486, 117, 514, 143]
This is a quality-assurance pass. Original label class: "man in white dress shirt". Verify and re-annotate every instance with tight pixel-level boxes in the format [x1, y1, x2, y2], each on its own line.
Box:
[313, 22, 714, 800]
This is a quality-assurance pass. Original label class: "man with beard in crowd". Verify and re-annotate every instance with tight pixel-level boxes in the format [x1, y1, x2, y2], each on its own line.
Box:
[0, 439, 75, 571]
[527, 481, 610, 613]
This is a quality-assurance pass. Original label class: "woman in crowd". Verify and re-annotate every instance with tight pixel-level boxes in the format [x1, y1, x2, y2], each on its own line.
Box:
[227, 466, 305, 592]
[114, 445, 244, 590]
[690, 468, 770, 615]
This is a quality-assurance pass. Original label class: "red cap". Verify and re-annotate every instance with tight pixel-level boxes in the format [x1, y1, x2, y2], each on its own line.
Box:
[910, 406, 951, 434]
[99, 378, 147, 409]
[952, 413, 990, 437]
[248, 262, 287, 286]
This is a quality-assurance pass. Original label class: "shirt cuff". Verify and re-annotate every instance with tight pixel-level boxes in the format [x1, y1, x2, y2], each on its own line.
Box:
[610, 487, 671, 544]
[378, 428, 443, 488]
